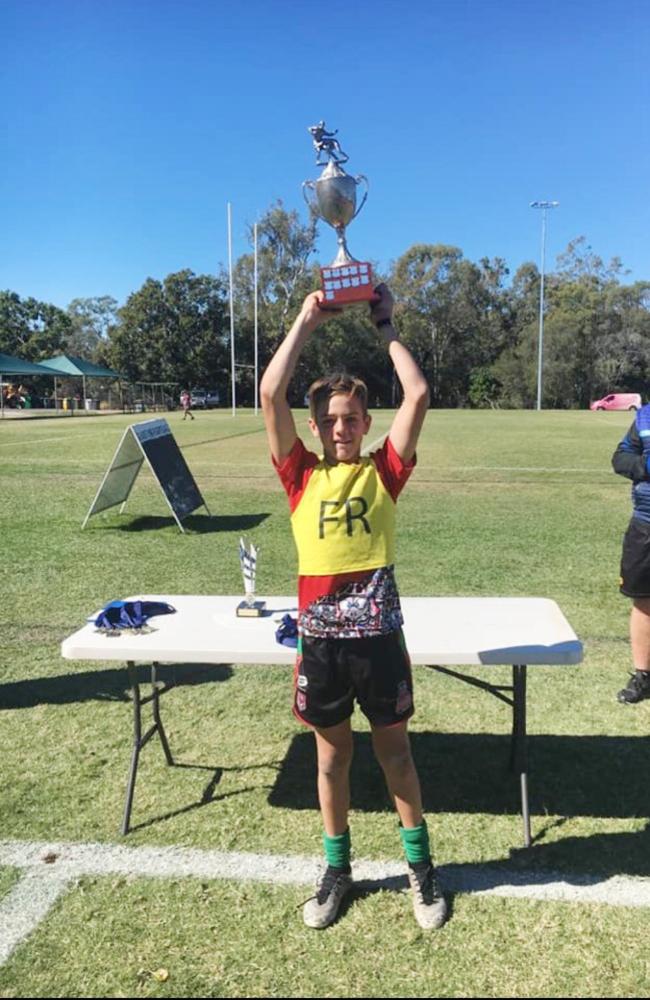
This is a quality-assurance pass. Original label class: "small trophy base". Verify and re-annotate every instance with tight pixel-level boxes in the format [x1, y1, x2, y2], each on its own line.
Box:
[236, 600, 266, 618]
[320, 262, 375, 306]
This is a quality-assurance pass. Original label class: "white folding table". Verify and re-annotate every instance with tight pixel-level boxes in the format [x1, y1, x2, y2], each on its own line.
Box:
[61, 595, 583, 845]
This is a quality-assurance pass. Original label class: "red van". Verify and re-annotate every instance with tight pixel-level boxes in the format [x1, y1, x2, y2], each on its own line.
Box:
[590, 393, 642, 412]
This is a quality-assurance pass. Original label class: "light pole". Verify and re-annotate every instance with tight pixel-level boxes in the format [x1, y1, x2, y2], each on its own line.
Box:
[530, 200, 559, 410]
[227, 202, 236, 416]
[254, 221, 259, 416]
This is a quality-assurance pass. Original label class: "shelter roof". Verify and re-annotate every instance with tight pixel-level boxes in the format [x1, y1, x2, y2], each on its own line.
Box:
[40, 354, 121, 379]
[0, 352, 60, 376]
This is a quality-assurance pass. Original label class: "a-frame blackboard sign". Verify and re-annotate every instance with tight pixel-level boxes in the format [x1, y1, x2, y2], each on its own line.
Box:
[82, 418, 210, 533]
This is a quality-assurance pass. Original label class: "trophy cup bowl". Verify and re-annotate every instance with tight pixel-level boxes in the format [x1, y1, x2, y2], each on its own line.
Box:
[311, 162, 362, 231]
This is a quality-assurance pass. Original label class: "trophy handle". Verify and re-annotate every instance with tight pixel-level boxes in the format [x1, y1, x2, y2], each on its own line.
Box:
[352, 174, 369, 219]
[302, 180, 321, 219]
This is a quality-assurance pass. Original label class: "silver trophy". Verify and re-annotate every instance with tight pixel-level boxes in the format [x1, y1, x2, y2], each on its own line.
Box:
[237, 536, 265, 617]
[303, 121, 374, 305]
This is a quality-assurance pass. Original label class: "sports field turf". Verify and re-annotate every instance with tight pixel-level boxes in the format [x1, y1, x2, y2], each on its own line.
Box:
[1, 407, 649, 997]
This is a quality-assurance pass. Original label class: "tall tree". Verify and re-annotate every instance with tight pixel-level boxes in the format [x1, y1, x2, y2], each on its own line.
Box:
[229, 202, 319, 403]
[236, 201, 318, 338]
[65, 296, 118, 360]
[495, 241, 648, 409]
[107, 270, 229, 389]
[556, 236, 628, 286]
[390, 245, 503, 406]
[0, 290, 71, 360]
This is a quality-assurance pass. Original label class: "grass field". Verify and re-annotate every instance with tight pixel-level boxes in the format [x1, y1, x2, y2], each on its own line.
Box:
[2, 407, 650, 998]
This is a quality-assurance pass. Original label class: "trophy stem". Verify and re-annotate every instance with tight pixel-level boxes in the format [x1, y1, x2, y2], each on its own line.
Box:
[331, 227, 358, 267]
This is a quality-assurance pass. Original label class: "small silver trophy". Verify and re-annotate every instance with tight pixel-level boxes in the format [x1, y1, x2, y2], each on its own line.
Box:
[237, 536, 265, 617]
[303, 121, 374, 306]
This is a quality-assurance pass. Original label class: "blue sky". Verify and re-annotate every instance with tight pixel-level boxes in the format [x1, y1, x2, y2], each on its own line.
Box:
[2, 0, 648, 308]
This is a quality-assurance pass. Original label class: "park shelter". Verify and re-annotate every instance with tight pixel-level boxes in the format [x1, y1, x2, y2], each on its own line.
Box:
[0, 352, 58, 417]
[40, 354, 122, 410]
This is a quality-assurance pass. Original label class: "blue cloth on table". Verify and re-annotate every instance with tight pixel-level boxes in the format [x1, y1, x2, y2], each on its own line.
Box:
[275, 613, 298, 648]
[94, 600, 176, 631]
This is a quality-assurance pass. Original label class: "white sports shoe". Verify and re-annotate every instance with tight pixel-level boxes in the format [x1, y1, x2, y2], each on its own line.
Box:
[407, 863, 447, 929]
[303, 866, 353, 929]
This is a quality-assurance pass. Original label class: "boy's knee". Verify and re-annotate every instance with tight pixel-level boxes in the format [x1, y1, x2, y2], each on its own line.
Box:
[317, 745, 353, 781]
[375, 743, 414, 777]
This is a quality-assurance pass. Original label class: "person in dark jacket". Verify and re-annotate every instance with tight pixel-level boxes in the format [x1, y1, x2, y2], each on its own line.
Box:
[612, 404, 650, 702]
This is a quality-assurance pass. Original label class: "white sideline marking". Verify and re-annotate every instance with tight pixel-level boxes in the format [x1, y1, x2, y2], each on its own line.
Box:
[0, 869, 69, 965]
[0, 840, 330, 886]
[363, 434, 605, 474]
[452, 465, 607, 474]
[2, 838, 650, 964]
[0, 436, 71, 449]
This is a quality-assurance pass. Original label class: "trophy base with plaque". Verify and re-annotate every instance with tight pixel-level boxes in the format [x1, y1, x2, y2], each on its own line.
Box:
[320, 261, 375, 306]
[236, 599, 266, 618]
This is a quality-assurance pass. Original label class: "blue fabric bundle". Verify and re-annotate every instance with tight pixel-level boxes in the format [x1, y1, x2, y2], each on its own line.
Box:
[275, 613, 298, 648]
[94, 599, 176, 631]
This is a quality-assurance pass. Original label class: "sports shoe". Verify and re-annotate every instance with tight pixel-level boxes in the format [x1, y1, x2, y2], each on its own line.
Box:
[303, 865, 353, 929]
[407, 863, 447, 929]
[617, 670, 650, 704]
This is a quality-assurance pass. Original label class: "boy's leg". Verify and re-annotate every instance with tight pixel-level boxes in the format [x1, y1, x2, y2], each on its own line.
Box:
[303, 720, 354, 929]
[370, 720, 422, 827]
[619, 598, 650, 703]
[313, 719, 354, 836]
[371, 720, 447, 929]
[618, 522, 650, 702]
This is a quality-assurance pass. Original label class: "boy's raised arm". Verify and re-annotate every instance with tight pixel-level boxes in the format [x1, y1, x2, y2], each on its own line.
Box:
[260, 291, 338, 463]
[370, 285, 430, 464]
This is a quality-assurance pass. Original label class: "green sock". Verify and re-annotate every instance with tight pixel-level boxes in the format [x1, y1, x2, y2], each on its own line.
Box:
[399, 820, 431, 866]
[323, 828, 351, 870]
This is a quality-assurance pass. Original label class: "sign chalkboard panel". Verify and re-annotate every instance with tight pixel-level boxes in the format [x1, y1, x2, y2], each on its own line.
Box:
[82, 418, 210, 532]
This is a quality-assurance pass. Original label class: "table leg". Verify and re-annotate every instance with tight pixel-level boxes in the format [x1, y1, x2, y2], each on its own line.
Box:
[121, 660, 175, 836]
[427, 662, 532, 848]
[511, 664, 531, 848]
[122, 661, 141, 835]
[151, 662, 173, 765]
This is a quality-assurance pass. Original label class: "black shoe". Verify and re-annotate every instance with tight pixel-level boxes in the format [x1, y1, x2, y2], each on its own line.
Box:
[617, 670, 650, 704]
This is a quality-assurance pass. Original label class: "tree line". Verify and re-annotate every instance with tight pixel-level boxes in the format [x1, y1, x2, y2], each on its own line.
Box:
[2, 202, 649, 409]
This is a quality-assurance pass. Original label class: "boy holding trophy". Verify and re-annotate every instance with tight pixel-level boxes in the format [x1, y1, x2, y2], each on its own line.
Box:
[260, 284, 446, 930]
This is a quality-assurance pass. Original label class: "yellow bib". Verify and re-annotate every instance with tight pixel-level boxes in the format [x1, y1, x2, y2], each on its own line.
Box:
[291, 457, 395, 575]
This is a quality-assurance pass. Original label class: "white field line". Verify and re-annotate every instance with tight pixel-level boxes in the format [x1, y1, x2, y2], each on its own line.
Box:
[448, 465, 607, 473]
[0, 869, 69, 966]
[0, 435, 85, 449]
[363, 433, 605, 472]
[2, 839, 650, 965]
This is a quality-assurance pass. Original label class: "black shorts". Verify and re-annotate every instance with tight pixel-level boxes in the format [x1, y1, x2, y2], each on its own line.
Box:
[620, 517, 650, 597]
[293, 630, 414, 729]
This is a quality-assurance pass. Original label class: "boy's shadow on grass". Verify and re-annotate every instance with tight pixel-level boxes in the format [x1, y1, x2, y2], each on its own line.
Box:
[269, 730, 650, 877]
[0, 663, 233, 709]
[94, 513, 270, 533]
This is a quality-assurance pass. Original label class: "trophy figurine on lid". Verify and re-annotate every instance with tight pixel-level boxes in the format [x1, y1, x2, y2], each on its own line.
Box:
[303, 121, 374, 306]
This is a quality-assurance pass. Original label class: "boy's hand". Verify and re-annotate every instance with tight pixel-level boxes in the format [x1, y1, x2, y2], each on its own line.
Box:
[369, 283, 395, 331]
[299, 290, 343, 333]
